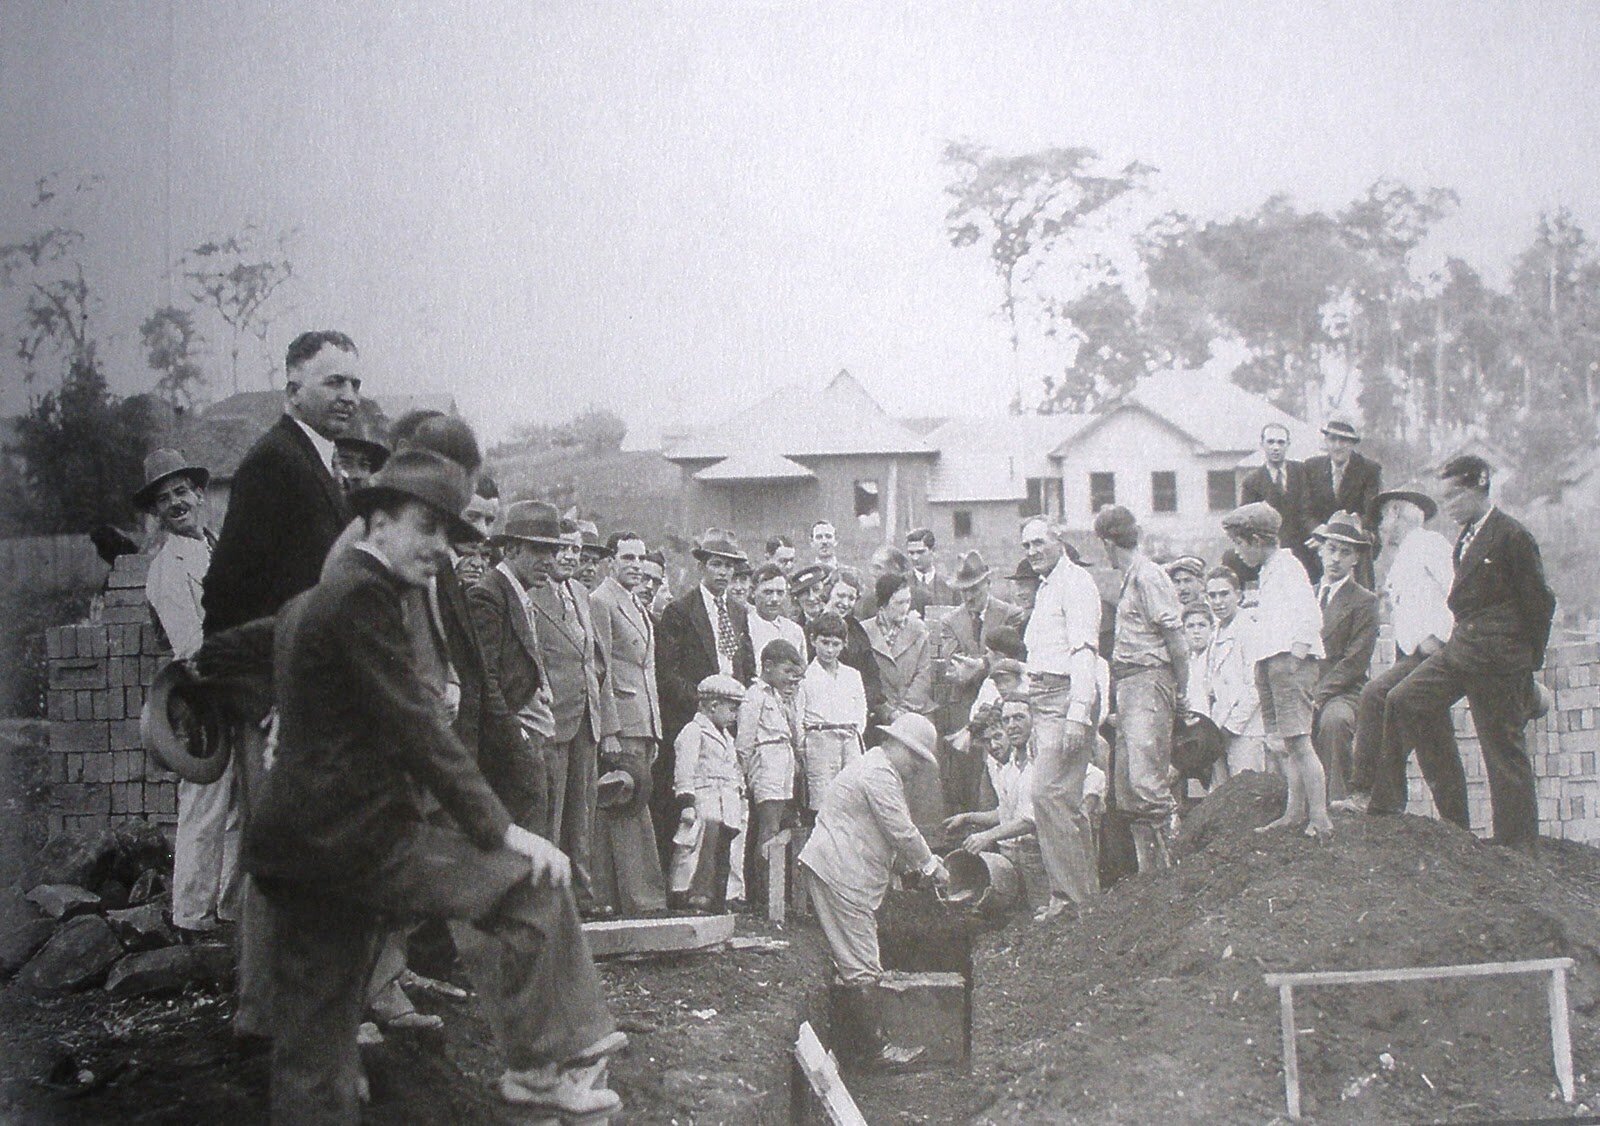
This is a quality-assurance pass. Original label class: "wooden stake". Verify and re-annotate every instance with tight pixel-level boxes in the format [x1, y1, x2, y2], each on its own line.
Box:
[794, 1021, 867, 1126]
[765, 828, 791, 923]
[1279, 983, 1301, 1120]
[1548, 964, 1575, 1103]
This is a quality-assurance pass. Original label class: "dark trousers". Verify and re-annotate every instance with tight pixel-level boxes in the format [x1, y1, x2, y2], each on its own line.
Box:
[747, 798, 789, 908]
[261, 825, 614, 1125]
[1370, 650, 1538, 844]
[686, 820, 736, 909]
[1312, 694, 1359, 801]
[547, 725, 598, 906]
[1348, 650, 1430, 796]
[229, 720, 273, 1039]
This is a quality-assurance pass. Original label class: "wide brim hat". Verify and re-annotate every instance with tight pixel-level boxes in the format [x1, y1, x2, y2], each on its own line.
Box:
[1306, 511, 1373, 549]
[576, 520, 610, 560]
[691, 529, 748, 564]
[133, 449, 209, 510]
[349, 448, 483, 543]
[596, 769, 637, 809]
[1006, 558, 1038, 583]
[496, 500, 568, 548]
[950, 550, 991, 589]
[1373, 488, 1438, 522]
[1321, 418, 1361, 442]
[141, 660, 230, 784]
[1172, 711, 1225, 782]
[875, 713, 939, 765]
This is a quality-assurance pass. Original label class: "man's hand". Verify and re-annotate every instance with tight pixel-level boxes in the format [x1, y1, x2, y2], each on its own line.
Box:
[962, 829, 997, 855]
[1063, 719, 1093, 754]
[502, 824, 572, 889]
[929, 860, 951, 888]
[1417, 635, 1443, 658]
[1291, 642, 1310, 661]
[942, 812, 973, 833]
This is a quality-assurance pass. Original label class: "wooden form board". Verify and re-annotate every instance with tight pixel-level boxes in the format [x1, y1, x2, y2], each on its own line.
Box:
[794, 1021, 867, 1126]
[1264, 957, 1576, 1120]
[582, 913, 734, 958]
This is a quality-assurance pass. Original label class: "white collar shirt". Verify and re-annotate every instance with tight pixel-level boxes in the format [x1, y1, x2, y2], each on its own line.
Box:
[291, 416, 338, 476]
[1248, 548, 1324, 663]
[1386, 527, 1455, 655]
[145, 531, 211, 659]
[749, 613, 806, 668]
[1022, 555, 1101, 722]
[1318, 572, 1352, 609]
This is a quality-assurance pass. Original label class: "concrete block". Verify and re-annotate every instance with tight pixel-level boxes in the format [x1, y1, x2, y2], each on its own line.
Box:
[833, 971, 969, 1067]
[110, 719, 141, 751]
[126, 687, 144, 716]
[150, 784, 177, 815]
[582, 913, 734, 958]
[140, 656, 159, 686]
[98, 606, 147, 625]
[84, 627, 108, 659]
[50, 658, 106, 692]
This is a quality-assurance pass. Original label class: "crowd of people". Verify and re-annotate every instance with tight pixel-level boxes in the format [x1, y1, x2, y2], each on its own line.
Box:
[131, 330, 1560, 1116]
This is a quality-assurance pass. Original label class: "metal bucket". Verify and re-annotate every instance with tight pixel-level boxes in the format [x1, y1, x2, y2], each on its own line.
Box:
[938, 850, 1023, 913]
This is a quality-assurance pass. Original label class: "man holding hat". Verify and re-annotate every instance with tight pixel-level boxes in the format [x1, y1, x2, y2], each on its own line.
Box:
[1303, 417, 1382, 586]
[1306, 512, 1379, 800]
[933, 550, 1025, 736]
[798, 713, 950, 1072]
[654, 530, 756, 862]
[244, 449, 624, 1122]
[1366, 457, 1556, 850]
[1334, 486, 1455, 814]
[138, 449, 236, 936]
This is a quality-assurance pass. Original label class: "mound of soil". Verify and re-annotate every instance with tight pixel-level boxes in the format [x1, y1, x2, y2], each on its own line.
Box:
[855, 772, 1600, 1124]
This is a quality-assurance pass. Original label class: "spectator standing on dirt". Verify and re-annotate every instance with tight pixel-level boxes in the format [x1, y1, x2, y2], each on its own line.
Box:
[1306, 513, 1379, 801]
[1365, 457, 1556, 851]
[138, 449, 234, 938]
[1222, 502, 1333, 838]
[1239, 422, 1314, 578]
[1166, 556, 1208, 610]
[1094, 505, 1189, 872]
[670, 675, 746, 913]
[1181, 604, 1213, 707]
[455, 474, 500, 586]
[1202, 566, 1266, 780]
[1019, 516, 1101, 921]
[799, 713, 950, 1073]
[1303, 418, 1383, 587]
[737, 639, 807, 904]
[1333, 488, 1455, 816]
[765, 534, 798, 576]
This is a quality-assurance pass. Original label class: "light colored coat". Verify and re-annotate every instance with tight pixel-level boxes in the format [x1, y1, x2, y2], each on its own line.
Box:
[798, 747, 935, 910]
[527, 577, 616, 743]
[736, 679, 802, 803]
[861, 614, 935, 717]
[589, 575, 661, 739]
[146, 530, 212, 659]
[673, 712, 744, 829]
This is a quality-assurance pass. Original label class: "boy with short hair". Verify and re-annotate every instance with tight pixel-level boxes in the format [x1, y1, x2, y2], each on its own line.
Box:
[671, 675, 746, 913]
[800, 612, 868, 814]
[1221, 502, 1332, 837]
[737, 639, 807, 901]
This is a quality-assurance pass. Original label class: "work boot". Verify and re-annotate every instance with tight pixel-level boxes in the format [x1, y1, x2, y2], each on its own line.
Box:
[1130, 823, 1171, 873]
[500, 1061, 622, 1121]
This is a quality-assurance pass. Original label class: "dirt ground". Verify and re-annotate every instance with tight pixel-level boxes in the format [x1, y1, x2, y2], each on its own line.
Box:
[3, 769, 1598, 1123]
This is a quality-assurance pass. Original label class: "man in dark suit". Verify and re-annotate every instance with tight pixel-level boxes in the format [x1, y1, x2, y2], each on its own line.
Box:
[468, 500, 562, 835]
[243, 449, 622, 1122]
[1303, 418, 1383, 586]
[1238, 422, 1314, 579]
[589, 531, 669, 914]
[654, 530, 756, 861]
[905, 527, 958, 616]
[1369, 456, 1557, 850]
[1307, 515, 1379, 800]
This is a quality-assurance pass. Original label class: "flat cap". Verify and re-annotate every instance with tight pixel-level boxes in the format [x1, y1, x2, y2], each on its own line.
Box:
[696, 674, 746, 701]
[1222, 501, 1282, 537]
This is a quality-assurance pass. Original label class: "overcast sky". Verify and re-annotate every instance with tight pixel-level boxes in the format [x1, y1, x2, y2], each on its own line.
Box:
[3, 1, 1597, 442]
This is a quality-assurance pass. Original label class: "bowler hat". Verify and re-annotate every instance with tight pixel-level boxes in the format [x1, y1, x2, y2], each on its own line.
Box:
[691, 529, 748, 564]
[789, 563, 831, 594]
[141, 660, 229, 784]
[498, 500, 568, 548]
[950, 550, 991, 590]
[1321, 417, 1361, 442]
[1307, 511, 1373, 549]
[874, 713, 939, 765]
[1373, 487, 1438, 522]
[133, 448, 209, 510]
[349, 448, 482, 543]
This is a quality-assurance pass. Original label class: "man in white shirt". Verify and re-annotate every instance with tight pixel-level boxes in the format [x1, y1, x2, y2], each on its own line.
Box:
[1334, 489, 1454, 814]
[810, 520, 839, 570]
[138, 449, 236, 936]
[747, 563, 807, 666]
[1019, 516, 1101, 919]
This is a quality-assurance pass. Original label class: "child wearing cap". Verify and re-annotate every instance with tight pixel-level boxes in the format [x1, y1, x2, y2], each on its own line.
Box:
[737, 639, 808, 904]
[800, 612, 868, 814]
[1222, 502, 1332, 838]
[670, 675, 746, 912]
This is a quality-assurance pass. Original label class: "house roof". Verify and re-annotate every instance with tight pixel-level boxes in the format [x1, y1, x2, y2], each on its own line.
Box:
[693, 451, 816, 482]
[925, 414, 1092, 503]
[1048, 369, 1322, 462]
[665, 369, 934, 463]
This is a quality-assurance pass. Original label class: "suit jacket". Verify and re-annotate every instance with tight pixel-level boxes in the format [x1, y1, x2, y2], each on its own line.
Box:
[466, 566, 548, 814]
[1303, 452, 1382, 529]
[797, 747, 934, 910]
[908, 570, 958, 617]
[932, 595, 1024, 725]
[528, 577, 614, 744]
[243, 549, 511, 886]
[203, 415, 351, 635]
[656, 586, 755, 744]
[589, 576, 661, 739]
[861, 614, 935, 718]
[1314, 579, 1378, 708]
[1239, 460, 1315, 573]
[1445, 507, 1557, 674]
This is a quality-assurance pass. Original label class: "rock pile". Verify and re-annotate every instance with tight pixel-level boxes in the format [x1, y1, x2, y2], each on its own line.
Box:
[1, 825, 230, 1000]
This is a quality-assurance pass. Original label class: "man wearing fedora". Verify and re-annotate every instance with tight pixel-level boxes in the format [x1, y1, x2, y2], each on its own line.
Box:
[1365, 457, 1556, 850]
[588, 530, 669, 914]
[1303, 417, 1382, 586]
[1334, 487, 1456, 815]
[333, 415, 390, 495]
[799, 713, 950, 1072]
[654, 529, 756, 862]
[138, 449, 237, 937]
[1306, 513, 1379, 801]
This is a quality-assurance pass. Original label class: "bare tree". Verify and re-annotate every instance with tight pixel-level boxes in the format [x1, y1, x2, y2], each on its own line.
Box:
[183, 222, 296, 393]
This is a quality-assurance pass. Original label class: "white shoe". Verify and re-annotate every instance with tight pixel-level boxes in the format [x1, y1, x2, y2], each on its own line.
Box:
[501, 1064, 621, 1120]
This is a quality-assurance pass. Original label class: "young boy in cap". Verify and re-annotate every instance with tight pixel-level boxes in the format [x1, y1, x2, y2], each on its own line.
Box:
[1222, 501, 1333, 837]
[800, 612, 868, 814]
[736, 639, 807, 904]
[671, 675, 746, 912]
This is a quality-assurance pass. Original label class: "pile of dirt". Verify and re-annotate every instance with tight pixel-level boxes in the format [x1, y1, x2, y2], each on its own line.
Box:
[855, 772, 1600, 1124]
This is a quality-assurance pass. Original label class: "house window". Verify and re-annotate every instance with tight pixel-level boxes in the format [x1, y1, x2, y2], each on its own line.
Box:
[1022, 478, 1044, 518]
[1089, 472, 1116, 514]
[854, 479, 881, 528]
[953, 510, 973, 539]
[1208, 469, 1238, 512]
[1151, 471, 1178, 513]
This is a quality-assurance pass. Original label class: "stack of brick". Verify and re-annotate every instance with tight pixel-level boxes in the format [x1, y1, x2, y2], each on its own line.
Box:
[43, 554, 179, 835]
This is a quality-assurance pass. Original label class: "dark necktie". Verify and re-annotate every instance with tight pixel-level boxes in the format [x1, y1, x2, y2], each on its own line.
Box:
[1319, 585, 1332, 611]
[715, 596, 738, 663]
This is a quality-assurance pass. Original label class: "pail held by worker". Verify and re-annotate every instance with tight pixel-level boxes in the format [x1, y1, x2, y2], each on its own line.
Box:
[937, 850, 1022, 914]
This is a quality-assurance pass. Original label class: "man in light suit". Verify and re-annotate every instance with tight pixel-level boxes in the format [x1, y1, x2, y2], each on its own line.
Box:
[1307, 514, 1379, 801]
[1370, 456, 1556, 850]
[1238, 422, 1314, 579]
[1303, 418, 1383, 586]
[587, 531, 668, 913]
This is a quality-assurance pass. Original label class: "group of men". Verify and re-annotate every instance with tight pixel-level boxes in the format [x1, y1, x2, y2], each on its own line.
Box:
[130, 329, 1560, 1108]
